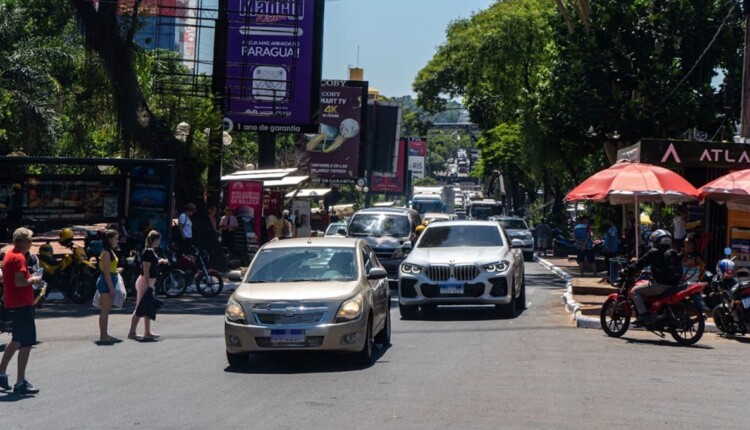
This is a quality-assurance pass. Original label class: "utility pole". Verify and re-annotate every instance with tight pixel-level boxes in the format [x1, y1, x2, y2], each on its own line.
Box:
[208, 0, 228, 208]
[741, 0, 750, 139]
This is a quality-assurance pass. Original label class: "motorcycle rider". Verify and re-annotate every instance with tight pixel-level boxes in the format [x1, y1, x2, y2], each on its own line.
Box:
[625, 229, 683, 324]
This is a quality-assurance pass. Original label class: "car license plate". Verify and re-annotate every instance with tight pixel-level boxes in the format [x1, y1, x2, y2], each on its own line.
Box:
[742, 297, 750, 309]
[439, 284, 464, 295]
[270, 329, 305, 344]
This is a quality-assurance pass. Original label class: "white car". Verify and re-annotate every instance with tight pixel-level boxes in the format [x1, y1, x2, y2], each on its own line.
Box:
[398, 221, 525, 319]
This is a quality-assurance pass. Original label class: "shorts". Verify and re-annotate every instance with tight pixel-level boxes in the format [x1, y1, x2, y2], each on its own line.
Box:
[577, 249, 595, 263]
[9, 306, 36, 347]
[96, 273, 118, 294]
[536, 237, 547, 249]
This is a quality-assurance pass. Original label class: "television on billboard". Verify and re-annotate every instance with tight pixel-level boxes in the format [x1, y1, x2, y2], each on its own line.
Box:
[304, 80, 368, 185]
[224, 0, 325, 134]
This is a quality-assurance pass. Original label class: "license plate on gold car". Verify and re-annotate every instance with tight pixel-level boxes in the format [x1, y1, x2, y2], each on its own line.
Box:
[270, 329, 305, 344]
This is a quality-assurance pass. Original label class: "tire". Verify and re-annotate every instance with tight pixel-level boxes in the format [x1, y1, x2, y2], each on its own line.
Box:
[712, 304, 733, 335]
[70, 271, 96, 304]
[399, 302, 419, 320]
[196, 272, 224, 298]
[600, 297, 631, 337]
[226, 351, 248, 368]
[670, 304, 705, 346]
[162, 271, 187, 298]
[516, 277, 526, 312]
[496, 284, 516, 318]
[354, 316, 374, 366]
[374, 305, 391, 346]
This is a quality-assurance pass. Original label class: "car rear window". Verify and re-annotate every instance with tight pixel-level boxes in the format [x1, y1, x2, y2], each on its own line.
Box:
[348, 214, 411, 237]
[499, 219, 528, 230]
[417, 225, 503, 248]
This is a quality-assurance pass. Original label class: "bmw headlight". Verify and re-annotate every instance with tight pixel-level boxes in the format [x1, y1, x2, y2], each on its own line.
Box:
[225, 297, 246, 322]
[336, 294, 363, 322]
[400, 262, 423, 274]
[482, 261, 510, 273]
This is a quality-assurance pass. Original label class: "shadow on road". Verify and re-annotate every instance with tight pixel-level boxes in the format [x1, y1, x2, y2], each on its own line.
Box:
[622, 336, 714, 350]
[223, 343, 392, 375]
[35, 293, 229, 320]
[715, 334, 750, 344]
[0, 391, 36, 402]
[402, 305, 527, 322]
[524, 272, 567, 289]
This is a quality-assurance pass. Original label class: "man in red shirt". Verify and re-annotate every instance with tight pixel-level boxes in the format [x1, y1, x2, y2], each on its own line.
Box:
[0, 227, 43, 395]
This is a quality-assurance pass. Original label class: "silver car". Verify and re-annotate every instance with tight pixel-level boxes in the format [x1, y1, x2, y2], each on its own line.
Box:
[490, 216, 535, 261]
[225, 238, 391, 367]
[398, 221, 525, 319]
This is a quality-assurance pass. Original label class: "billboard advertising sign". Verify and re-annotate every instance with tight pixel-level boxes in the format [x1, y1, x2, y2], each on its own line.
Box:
[305, 80, 368, 185]
[371, 138, 407, 193]
[406, 137, 427, 179]
[224, 0, 325, 134]
[227, 180, 263, 249]
[408, 156, 425, 179]
[128, 165, 174, 247]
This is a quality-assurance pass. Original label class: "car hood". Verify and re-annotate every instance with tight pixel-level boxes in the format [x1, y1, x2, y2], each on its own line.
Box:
[358, 235, 406, 250]
[406, 247, 504, 265]
[234, 281, 360, 302]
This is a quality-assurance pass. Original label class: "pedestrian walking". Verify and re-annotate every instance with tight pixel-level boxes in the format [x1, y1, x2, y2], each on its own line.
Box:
[219, 207, 238, 248]
[178, 202, 196, 251]
[128, 231, 165, 341]
[573, 216, 595, 277]
[96, 229, 122, 344]
[535, 219, 550, 257]
[281, 210, 295, 238]
[0, 227, 44, 395]
[603, 217, 619, 277]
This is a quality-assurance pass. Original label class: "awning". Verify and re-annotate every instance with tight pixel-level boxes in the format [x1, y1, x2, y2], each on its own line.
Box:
[221, 168, 298, 182]
[285, 188, 331, 198]
[264, 175, 309, 188]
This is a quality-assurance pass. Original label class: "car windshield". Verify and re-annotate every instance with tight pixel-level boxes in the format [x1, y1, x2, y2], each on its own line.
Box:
[417, 225, 503, 248]
[499, 219, 528, 230]
[348, 214, 411, 237]
[246, 247, 357, 282]
[325, 223, 345, 236]
[412, 200, 443, 214]
[469, 204, 503, 220]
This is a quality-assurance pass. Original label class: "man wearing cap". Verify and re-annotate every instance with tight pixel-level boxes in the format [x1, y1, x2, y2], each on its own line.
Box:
[178, 202, 196, 251]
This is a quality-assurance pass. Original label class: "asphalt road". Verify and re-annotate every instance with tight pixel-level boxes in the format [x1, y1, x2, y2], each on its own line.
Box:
[2, 262, 750, 429]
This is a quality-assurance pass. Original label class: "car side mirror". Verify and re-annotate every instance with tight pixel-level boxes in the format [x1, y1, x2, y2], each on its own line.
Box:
[227, 270, 243, 282]
[338, 228, 346, 236]
[367, 267, 388, 280]
[511, 239, 525, 249]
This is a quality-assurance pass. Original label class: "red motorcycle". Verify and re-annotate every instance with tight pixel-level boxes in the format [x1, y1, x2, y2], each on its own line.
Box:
[600, 272, 706, 346]
[171, 244, 224, 298]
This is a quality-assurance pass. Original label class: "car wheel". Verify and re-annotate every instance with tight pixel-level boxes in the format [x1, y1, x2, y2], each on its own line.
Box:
[374, 306, 391, 346]
[516, 277, 526, 311]
[399, 302, 419, 320]
[354, 316, 374, 366]
[497, 283, 516, 318]
[226, 351, 248, 368]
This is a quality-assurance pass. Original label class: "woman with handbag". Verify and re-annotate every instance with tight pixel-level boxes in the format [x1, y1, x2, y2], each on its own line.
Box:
[97, 230, 122, 344]
[128, 230, 165, 341]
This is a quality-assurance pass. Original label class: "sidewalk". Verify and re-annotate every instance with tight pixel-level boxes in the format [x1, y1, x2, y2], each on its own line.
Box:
[536, 254, 718, 332]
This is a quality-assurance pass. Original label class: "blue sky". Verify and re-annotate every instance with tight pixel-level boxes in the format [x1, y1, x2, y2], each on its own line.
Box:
[322, 0, 496, 97]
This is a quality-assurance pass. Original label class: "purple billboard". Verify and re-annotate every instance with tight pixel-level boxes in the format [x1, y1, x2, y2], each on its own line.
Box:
[225, 0, 324, 133]
[304, 80, 368, 185]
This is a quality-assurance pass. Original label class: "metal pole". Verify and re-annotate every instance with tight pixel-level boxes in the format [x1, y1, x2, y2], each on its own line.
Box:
[207, 0, 228, 208]
[741, 0, 750, 138]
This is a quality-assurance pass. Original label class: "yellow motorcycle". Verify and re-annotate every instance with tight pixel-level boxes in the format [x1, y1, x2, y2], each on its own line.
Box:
[37, 229, 97, 304]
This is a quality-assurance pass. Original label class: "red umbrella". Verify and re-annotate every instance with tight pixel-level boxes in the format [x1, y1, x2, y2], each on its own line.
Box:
[698, 169, 750, 206]
[565, 160, 699, 257]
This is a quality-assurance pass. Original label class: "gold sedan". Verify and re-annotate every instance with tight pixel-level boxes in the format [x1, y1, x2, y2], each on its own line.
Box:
[225, 238, 391, 367]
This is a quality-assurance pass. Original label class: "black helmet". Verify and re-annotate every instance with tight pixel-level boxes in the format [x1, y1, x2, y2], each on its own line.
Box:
[649, 229, 672, 248]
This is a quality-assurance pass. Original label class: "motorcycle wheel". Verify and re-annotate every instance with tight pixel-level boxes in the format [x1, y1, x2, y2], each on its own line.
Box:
[70, 272, 96, 304]
[196, 272, 223, 298]
[600, 297, 631, 337]
[712, 304, 734, 335]
[161, 272, 187, 298]
[670, 304, 705, 346]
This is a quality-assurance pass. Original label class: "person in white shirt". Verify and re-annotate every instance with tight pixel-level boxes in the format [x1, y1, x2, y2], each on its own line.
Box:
[178, 202, 196, 251]
[672, 209, 687, 249]
[219, 207, 238, 248]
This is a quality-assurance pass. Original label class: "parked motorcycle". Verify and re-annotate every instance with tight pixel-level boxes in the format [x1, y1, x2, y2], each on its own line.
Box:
[154, 248, 188, 298]
[600, 271, 706, 345]
[37, 241, 97, 304]
[172, 245, 224, 298]
[708, 264, 750, 336]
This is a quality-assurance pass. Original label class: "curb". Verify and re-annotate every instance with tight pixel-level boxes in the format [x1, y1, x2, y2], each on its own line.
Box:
[534, 255, 719, 333]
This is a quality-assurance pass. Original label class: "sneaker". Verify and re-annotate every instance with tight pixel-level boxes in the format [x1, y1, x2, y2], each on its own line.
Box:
[0, 374, 10, 391]
[13, 380, 39, 395]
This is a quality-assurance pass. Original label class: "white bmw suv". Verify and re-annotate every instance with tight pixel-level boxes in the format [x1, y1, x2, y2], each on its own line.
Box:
[397, 221, 526, 319]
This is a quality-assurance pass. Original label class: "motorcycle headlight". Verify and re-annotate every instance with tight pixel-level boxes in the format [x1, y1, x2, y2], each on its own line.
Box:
[336, 294, 363, 322]
[225, 297, 246, 323]
[482, 261, 510, 273]
[400, 262, 423, 274]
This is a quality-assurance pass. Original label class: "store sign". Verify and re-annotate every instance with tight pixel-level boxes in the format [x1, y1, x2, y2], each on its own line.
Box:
[406, 137, 427, 179]
[631, 139, 750, 168]
[16, 176, 121, 222]
[224, 0, 324, 133]
[305, 81, 367, 184]
[408, 156, 425, 179]
[227, 181, 263, 248]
